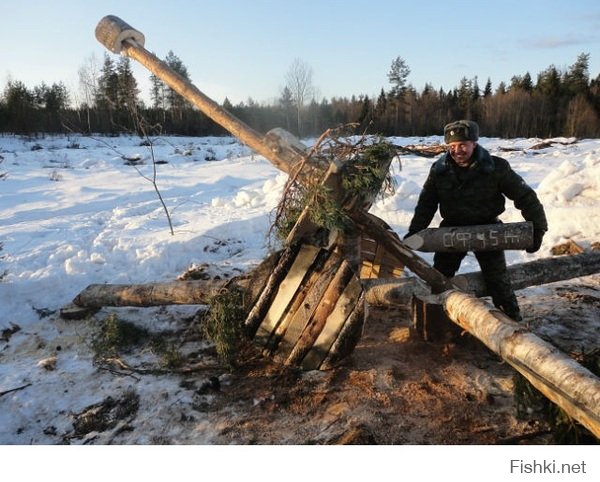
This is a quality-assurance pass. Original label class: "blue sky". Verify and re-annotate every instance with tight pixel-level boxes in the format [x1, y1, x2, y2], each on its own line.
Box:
[1, 0, 599, 105]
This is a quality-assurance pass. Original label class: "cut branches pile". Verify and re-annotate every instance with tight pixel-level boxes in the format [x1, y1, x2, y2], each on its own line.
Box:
[270, 126, 397, 243]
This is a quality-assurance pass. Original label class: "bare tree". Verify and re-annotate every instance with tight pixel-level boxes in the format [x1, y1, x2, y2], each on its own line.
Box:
[284, 58, 315, 136]
[77, 54, 101, 132]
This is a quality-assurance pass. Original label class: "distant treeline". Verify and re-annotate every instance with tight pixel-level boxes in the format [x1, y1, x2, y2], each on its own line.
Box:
[1, 52, 599, 139]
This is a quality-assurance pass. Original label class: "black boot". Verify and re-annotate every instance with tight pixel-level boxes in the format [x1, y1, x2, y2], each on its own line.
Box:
[497, 299, 522, 322]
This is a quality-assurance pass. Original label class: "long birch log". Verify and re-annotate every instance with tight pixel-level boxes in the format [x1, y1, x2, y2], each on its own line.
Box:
[71, 247, 285, 311]
[403, 222, 533, 252]
[440, 290, 600, 439]
[453, 250, 600, 296]
[364, 251, 600, 305]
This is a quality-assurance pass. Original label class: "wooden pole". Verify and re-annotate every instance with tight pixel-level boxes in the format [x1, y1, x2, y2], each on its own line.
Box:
[122, 43, 325, 180]
[403, 222, 533, 252]
[95, 15, 325, 183]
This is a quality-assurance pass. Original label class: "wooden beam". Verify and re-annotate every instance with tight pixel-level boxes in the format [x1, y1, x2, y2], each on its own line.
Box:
[252, 244, 321, 346]
[266, 248, 341, 358]
[302, 275, 363, 370]
[285, 260, 355, 367]
[411, 294, 462, 342]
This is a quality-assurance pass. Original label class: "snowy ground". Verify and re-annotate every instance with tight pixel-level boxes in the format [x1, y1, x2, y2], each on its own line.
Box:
[1, 133, 599, 456]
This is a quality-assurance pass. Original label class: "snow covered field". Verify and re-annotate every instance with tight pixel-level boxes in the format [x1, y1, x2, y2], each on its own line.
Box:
[1, 133, 599, 456]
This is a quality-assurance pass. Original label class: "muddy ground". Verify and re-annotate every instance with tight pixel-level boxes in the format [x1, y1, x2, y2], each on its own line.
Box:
[202, 304, 548, 445]
[187, 273, 600, 445]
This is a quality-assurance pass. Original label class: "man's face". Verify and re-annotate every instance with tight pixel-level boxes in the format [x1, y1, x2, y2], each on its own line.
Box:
[448, 141, 477, 167]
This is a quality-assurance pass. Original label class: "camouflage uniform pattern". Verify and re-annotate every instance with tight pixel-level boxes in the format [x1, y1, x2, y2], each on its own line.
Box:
[407, 144, 548, 319]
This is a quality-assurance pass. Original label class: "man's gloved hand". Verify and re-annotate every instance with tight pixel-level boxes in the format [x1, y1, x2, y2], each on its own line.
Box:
[403, 232, 416, 240]
[526, 229, 546, 253]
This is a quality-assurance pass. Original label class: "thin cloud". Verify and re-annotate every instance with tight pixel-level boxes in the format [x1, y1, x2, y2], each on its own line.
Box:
[575, 11, 600, 24]
[523, 34, 599, 50]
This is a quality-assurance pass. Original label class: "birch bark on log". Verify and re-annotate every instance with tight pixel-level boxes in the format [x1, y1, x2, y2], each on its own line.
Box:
[453, 251, 600, 296]
[440, 290, 600, 439]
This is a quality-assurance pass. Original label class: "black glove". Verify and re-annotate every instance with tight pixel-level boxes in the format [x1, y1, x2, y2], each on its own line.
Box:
[526, 229, 545, 253]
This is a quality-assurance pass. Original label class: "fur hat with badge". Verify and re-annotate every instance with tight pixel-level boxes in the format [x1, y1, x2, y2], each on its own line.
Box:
[444, 120, 479, 143]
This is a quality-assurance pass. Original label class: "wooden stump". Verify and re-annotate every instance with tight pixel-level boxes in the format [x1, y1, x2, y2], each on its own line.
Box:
[411, 294, 462, 342]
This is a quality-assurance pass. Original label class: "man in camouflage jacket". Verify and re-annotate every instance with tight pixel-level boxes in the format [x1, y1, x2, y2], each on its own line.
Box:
[406, 120, 548, 320]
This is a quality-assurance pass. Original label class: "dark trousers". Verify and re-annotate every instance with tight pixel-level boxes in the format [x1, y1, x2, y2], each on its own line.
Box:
[433, 250, 521, 318]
